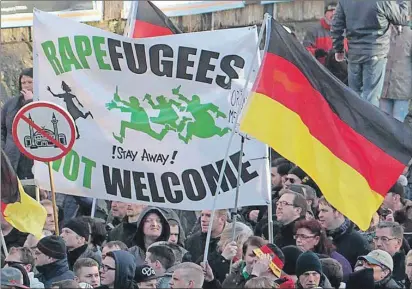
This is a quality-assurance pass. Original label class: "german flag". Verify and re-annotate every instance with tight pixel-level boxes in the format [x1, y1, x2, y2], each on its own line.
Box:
[125, 1, 181, 38]
[1, 149, 46, 239]
[240, 18, 412, 230]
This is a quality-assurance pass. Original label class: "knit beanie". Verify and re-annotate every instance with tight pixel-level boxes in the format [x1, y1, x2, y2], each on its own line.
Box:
[64, 218, 90, 239]
[281, 246, 303, 275]
[37, 236, 67, 260]
[296, 251, 322, 277]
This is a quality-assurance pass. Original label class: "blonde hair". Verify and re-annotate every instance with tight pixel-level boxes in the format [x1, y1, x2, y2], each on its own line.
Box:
[174, 262, 204, 287]
[406, 250, 412, 263]
[218, 222, 253, 252]
[245, 276, 278, 288]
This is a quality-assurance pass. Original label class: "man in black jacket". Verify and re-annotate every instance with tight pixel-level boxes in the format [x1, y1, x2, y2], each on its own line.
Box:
[107, 203, 146, 247]
[185, 209, 227, 263]
[331, 0, 409, 107]
[272, 190, 307, 248]
[318, 197, 371, 268]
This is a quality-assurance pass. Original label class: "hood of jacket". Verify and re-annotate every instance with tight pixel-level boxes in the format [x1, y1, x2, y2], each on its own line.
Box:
[134, 207, 170, 251]
[110, 250, 136, 289]
[158, 208, 186, 246]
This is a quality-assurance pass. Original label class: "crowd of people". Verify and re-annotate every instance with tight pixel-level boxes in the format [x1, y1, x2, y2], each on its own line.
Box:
[2, 159, 412, 289]
[1, 0, 412, 288]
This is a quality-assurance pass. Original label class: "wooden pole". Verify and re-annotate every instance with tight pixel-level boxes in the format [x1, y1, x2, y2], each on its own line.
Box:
[35, 186, 40, 202]
[48, 162, 59, 235]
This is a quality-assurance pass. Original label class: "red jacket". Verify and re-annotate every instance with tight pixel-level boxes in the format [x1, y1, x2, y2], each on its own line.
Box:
[303, 18, 348, 63]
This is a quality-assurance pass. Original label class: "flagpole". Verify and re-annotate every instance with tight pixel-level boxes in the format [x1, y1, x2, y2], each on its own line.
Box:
[124, 1, 138, 37]
[91, 198, 97, 218]
[35, 186, 40, 202]
[228, 135, 245, 274]
[0, 231, 8, 257]
[202, 13, 270, 265]
[267, 146, 274, 243]
[47, 162, 59, 235]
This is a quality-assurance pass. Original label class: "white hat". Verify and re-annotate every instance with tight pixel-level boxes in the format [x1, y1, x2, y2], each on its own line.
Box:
[359, 249, 393, 272]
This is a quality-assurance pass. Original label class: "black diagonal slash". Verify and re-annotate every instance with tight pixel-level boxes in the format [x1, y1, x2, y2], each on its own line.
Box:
[20, 114, 71, 155]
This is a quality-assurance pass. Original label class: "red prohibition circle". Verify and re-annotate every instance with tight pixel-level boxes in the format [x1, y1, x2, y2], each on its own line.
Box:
[12, 101, 76, 162]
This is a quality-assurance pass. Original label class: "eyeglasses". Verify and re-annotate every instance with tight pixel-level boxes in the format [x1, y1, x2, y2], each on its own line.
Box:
[101, 264, 116, 272]
[276, 201, 294, 207]
[373, 236, 398, 243]
[356, 259, 382, 270]
[285, 178, 297, 184]
[294, 234, 317, 240]
[5, 261, 27, 266]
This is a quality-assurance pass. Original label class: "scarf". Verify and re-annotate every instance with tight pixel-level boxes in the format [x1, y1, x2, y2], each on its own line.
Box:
[327, 218, 351, 241]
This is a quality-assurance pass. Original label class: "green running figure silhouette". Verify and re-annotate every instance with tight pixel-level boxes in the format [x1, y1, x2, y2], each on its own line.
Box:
[143, 93, 191, 133]
[105, 86, 174, 143]
[172, 85, 231, 144]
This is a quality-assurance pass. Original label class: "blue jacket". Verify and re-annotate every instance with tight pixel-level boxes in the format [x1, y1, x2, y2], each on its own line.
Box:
[36, 259, 75, 288]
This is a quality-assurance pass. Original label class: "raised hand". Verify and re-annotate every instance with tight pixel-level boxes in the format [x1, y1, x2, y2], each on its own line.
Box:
[106, 101, 118, 110]
[251, 253, 272, 277]
[172, 85, 182, 95]
[21, 89, 33, 101]
[201, 262, 215, 282]
[221, 241, 238, 261]
[249, 210, 260, 223]
[143, 94, 151, 102]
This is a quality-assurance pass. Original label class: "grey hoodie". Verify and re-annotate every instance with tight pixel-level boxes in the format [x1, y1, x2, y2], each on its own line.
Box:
[158, 208, 186, 247]
[133, 207, 171, 253]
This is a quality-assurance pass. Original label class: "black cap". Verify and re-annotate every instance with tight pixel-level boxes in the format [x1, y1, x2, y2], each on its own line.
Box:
[37, 236, 67, 260]
[388, 182, 405, 199]
[64, 218, 90, 239]
[134, 265, 157, 283]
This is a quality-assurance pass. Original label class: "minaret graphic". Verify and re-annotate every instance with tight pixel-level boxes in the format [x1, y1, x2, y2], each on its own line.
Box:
[28, 114, 38, 149]
[51, 113, 59, 147]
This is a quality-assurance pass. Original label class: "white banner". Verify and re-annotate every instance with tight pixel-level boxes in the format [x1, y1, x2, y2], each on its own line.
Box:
[33, 10, 269, 210]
